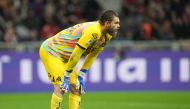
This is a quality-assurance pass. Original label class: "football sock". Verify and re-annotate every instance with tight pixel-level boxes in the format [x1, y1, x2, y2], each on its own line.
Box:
[51, 93, 62, 109]
[69, 93, 81, 109]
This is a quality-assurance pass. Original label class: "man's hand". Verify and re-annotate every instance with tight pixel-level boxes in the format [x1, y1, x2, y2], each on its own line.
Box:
[61, 70, 72, 92]
[78, 69, 88, 94]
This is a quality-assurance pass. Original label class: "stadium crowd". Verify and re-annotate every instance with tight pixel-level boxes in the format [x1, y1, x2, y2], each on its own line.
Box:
[0, 0, 190, 44]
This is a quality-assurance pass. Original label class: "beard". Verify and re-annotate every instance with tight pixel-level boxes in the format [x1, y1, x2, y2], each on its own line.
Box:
[107, 28, 118, 37]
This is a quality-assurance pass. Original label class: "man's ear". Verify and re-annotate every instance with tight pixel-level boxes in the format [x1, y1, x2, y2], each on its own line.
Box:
[104, 21, 110, 27]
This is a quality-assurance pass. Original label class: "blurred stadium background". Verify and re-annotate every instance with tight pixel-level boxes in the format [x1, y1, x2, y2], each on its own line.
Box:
[0, 0, 190, 109]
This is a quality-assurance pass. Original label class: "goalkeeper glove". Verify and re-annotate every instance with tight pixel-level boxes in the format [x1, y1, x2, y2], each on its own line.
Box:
[61, 70, 72, 92]
[78, 69, 88, 94]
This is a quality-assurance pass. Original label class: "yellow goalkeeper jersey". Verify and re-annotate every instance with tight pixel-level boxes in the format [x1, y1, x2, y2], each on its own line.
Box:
[41, 21, 112, 62]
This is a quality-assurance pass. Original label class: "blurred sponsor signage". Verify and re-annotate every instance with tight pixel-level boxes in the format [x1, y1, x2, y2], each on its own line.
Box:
[0, 51, 190, 92]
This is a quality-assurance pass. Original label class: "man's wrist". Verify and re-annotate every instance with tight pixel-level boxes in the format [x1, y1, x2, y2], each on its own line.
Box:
[65, 70, 73, 77]
[78, 69, 88, 78]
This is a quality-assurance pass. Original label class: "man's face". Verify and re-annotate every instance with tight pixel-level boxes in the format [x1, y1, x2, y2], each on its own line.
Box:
[106, 16, 120, 37]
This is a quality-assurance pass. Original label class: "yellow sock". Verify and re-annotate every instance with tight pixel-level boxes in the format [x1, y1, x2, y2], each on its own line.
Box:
[69, 93, 81, 109]
[51, 93, 62, 109]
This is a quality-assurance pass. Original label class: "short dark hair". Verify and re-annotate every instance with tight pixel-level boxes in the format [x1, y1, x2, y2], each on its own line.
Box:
[99, 10, 119, 25]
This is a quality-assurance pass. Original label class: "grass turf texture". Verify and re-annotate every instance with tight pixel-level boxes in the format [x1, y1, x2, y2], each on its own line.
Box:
[0, 92, 190, 109]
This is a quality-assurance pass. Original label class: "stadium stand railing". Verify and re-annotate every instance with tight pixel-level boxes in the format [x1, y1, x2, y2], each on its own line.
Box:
[0, 40, 190, 52]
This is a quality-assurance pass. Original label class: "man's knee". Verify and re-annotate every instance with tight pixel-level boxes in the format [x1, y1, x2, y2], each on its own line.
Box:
[53, 85, 64, 97]
[70, 84, 81, 96]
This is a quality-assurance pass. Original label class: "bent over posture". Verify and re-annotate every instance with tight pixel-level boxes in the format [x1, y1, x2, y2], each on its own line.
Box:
[39, 10, 120, 109]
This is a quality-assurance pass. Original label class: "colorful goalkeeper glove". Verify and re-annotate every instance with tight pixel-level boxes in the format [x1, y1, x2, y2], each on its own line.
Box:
[61, 70, 72, 92]
[78, 69, 88, 94]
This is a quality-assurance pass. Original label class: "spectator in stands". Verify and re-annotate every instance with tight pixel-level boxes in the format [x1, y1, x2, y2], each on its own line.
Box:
[0, 0, 190, 42]
[4, 21, 17, 43]
[159, 20, 175, 40]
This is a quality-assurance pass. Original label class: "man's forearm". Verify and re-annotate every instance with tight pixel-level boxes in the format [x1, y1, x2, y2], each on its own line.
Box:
[81, 48, 102, 70]
[66, 45, 85, 71]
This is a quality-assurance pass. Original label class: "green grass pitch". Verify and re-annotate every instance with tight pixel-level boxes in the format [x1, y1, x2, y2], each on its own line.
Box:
[0, 92, 190, 109]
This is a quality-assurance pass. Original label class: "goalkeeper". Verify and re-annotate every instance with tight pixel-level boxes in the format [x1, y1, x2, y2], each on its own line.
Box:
[39, 10, 120, 109]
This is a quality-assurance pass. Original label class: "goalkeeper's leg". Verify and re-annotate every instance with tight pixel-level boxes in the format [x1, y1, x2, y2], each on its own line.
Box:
[69, 84, 81, 109]
[69, 69, 81, 109]
[51, 85, 65, 109]
[39, 44, 66, 109]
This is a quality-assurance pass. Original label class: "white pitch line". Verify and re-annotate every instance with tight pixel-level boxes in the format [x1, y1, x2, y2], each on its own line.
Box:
[127, 102, 190, 108]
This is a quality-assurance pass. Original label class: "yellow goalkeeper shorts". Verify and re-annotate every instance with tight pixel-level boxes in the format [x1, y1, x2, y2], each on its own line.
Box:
[39, 45, 77, 85]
